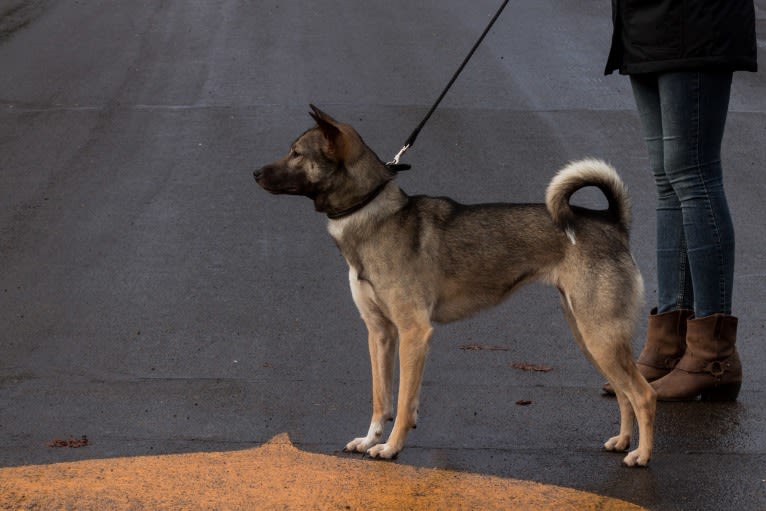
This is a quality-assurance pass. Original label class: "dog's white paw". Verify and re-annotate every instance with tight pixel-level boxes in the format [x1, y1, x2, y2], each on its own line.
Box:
[344, 421, 386, 453]
[366, 442, 400, 460]
[344, 436, 377, 453]
[603, 434, 631, 452]
[622, 448, 650, 467]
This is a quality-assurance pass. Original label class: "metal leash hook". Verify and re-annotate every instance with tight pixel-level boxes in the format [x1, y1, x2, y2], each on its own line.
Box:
[386, 144, 411, 172]
[390, 143, 410, 166]
[385, 0, 510, 172]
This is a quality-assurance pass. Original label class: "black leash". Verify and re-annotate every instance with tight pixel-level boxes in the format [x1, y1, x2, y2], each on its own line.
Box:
[386, 0, 510, 172]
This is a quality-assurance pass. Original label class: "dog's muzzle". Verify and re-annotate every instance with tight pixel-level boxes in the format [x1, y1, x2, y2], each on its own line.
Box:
[253, 165, 311, 197]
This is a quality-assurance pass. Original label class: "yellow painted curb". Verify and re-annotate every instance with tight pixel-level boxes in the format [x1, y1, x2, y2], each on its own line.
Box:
[0, 434, 646, 510]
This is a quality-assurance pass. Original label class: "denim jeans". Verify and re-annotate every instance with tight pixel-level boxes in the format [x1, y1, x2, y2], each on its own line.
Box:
[630, 71, 735, 318]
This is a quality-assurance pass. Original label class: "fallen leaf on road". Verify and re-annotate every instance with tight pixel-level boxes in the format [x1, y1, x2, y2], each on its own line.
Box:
[458, 343, 510, 351]
[511, 362, 554, 372]
[48, 436, 89, 448]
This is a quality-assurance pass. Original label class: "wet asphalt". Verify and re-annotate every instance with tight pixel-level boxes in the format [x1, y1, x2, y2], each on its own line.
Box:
[1, 1, 765, 510]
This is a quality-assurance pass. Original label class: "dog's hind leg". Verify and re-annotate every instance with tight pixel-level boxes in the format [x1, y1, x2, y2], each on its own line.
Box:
[367, 314, 433, 459]
[602, 346, 656, 467]
[345, 273, 398, 454]
[598, 352, 655, 467]
[558, 296, 632, 450]
[559, 292, 655, 467]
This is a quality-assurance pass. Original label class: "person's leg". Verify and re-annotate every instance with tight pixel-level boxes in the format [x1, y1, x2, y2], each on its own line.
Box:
[656, 71, 735, 318]
[598, 75, 695, 397]
[650, 71, 741, 401]
[630, 74, 694, 313]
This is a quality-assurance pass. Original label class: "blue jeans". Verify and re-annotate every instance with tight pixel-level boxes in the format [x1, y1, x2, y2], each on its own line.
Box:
[630, 72, 735, 318]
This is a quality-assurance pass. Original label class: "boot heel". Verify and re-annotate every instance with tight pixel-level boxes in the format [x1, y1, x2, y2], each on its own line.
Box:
[700, 382, 741, 402]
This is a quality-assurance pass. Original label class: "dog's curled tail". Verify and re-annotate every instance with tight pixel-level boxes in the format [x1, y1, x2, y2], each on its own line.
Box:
[545, 158, 631, 234]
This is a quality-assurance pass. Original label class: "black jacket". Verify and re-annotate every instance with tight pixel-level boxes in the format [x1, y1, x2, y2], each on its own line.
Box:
[605, 0, 758, 75]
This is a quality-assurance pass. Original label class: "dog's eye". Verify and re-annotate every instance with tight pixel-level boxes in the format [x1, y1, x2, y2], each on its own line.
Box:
[290, 149, 302, 159]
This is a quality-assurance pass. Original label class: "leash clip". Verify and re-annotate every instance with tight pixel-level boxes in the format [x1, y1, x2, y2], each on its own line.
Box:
[388, 144, 410, 166]
[386, 144, 412, 172]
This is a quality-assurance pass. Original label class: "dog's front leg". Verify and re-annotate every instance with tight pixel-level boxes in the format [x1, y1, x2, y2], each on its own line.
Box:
[367, 320, 433, 459]
[345, 319, 397, 453]
[344, 272, 398, 454]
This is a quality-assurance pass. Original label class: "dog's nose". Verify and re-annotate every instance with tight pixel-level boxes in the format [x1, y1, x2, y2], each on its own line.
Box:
[253, 168, 262, 182]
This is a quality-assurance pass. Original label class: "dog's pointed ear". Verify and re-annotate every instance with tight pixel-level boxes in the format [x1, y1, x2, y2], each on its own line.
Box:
[309, 104, 339, 124]
[309, 104, 340, 137]
[309, 104, 345, 159]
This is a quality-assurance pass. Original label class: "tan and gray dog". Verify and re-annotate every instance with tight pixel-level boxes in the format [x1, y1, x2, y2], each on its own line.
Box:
[254, 105, 655, 466]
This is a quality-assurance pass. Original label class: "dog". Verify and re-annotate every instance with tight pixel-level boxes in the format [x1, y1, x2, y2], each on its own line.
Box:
[254, 105, 656, 466]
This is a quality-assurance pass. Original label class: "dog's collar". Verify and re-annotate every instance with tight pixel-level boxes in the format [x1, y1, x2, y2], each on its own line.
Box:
[325, 181, 390, 220]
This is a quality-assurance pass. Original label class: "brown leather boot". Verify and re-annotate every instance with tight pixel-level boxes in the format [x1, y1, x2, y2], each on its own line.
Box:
[636, 307, 693, 380]
[602, 308, 692, 396]
[652, 314, 742, 401]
